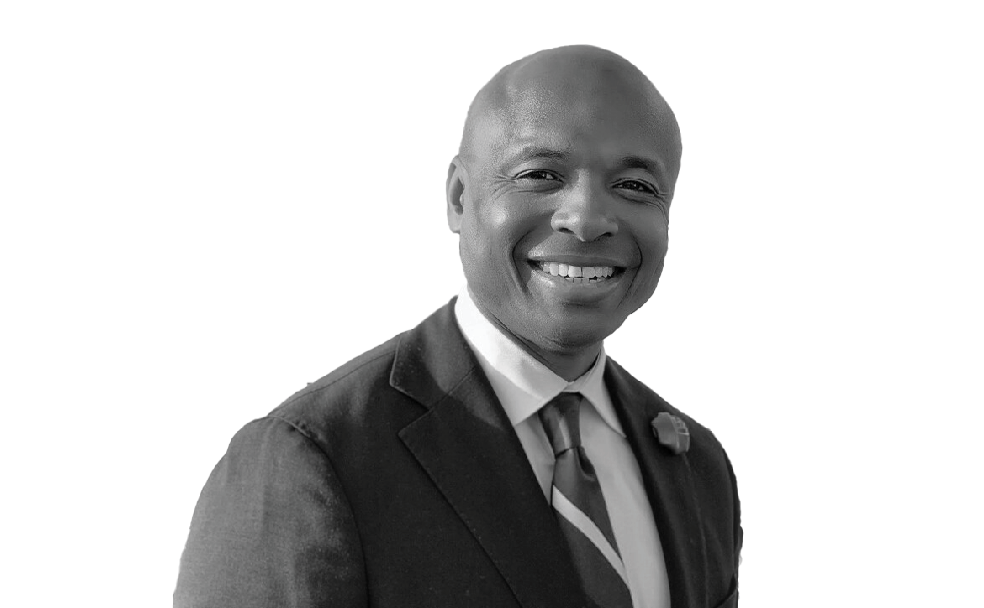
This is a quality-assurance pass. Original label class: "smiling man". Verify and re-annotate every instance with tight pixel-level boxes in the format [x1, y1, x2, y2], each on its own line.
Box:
[176, 45, 741, 608]
[449, 45, 680, 383]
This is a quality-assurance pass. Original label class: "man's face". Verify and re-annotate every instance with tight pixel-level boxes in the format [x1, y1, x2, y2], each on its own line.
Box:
[449, 71, 681, 358]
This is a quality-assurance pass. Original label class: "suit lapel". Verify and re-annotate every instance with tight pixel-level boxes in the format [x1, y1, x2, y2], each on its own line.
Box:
[605, 360, 709, 608]
[392, 301, 587, 608]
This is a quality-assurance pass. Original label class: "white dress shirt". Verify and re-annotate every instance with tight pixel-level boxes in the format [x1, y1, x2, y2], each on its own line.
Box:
[454, 288, 671, 608]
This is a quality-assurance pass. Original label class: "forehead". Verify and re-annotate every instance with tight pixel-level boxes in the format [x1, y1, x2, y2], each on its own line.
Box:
[479, 82, 680, 179]
[508, 91, 659, 150]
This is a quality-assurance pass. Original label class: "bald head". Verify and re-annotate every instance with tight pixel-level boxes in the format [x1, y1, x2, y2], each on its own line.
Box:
[458, 45, 681, 172]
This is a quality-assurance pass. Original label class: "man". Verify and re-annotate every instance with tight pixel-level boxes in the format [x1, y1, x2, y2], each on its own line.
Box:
[175, 45, 741, 608]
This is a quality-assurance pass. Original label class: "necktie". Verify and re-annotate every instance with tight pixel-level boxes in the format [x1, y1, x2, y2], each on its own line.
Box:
[539, 392, 633, 608]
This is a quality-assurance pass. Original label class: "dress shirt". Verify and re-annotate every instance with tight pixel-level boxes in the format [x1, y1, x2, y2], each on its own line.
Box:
[454, 288, 671, 608]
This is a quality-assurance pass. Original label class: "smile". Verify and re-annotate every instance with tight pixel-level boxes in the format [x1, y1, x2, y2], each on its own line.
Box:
[531, 261, 622, 285]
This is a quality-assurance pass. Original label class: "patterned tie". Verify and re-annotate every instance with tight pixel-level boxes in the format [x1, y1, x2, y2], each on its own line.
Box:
[539, 392, 633, 608]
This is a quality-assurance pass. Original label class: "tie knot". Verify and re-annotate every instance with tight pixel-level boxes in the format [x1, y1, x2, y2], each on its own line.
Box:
[538, 392, 583, 456]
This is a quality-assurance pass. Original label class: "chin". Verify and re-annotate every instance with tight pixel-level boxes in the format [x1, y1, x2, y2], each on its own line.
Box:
[536, 317, 620, 353]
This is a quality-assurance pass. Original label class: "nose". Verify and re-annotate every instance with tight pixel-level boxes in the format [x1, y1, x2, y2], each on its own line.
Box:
[550, 178, 619, 242]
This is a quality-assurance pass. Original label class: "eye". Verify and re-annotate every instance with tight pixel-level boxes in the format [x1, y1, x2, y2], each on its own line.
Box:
[614, 179, 658, 195]
[516, 169, 561, 182]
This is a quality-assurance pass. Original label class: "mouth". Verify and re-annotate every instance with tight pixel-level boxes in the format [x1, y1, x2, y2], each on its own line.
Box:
[528, 261, 625, 286]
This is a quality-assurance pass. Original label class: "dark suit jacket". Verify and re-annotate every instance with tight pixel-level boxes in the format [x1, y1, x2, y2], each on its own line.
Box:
[175, 299, 742, 608]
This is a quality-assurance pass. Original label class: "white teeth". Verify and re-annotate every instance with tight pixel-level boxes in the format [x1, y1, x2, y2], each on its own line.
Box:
[537, 262, 617, 282]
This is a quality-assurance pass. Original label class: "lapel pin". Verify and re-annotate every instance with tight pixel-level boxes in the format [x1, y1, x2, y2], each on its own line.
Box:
[651, 412, 690, 455]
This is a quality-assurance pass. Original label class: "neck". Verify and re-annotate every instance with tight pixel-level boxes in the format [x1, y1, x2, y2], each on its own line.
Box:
[465, 289, 603, 382]
[529, 344, 602, 382]
[482, 311, 602, 381]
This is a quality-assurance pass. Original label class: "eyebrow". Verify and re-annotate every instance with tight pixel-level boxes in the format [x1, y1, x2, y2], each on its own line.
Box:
[503, 146, 665, 178]
[506, 146, 569, 163]
[616, 155, 662, 177]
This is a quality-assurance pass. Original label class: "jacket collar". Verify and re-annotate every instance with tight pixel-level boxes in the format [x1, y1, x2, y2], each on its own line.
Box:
[453, 287, 623, 436]
[391, 299, 589, 608]
[391, 299, 707, 608]
[605, 360, 710, 608]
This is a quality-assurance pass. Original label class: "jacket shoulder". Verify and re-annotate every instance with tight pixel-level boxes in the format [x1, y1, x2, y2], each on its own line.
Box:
[606, 357, 726, 456]
[606, 357, 742, 573]
[266, 332, 410, 446]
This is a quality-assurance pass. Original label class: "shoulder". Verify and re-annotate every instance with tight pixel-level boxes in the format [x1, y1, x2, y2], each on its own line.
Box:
[263, 332, 415, 451]
[605, 356, 739, 519]
[214, 299, 464, 479]
[606, 356, 743, 572]
[605, 357, 728, 459]
[273, 335, 400, 415]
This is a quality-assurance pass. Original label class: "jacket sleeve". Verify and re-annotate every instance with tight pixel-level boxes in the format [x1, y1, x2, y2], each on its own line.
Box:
[725, 447, 742, 604]
[174, 416, 367, 607]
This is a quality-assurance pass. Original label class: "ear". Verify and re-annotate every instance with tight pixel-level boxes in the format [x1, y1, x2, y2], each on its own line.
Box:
[446, 156, 466, 234]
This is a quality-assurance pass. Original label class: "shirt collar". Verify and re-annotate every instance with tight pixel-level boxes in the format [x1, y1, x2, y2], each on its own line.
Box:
[454, 287, 624, 437]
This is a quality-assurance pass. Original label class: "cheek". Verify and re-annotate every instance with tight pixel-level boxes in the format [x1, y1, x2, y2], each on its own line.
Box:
[632, 218, 670, 290]
[469, 198, 535, 260]
[459, 199, 529, 287]
[632, 209, 669, 260]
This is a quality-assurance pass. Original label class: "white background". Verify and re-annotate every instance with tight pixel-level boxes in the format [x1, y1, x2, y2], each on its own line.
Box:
[2, 1, 982, 606]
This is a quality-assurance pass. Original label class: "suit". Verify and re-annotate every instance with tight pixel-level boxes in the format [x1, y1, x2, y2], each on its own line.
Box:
[175, 299, 742, 607]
